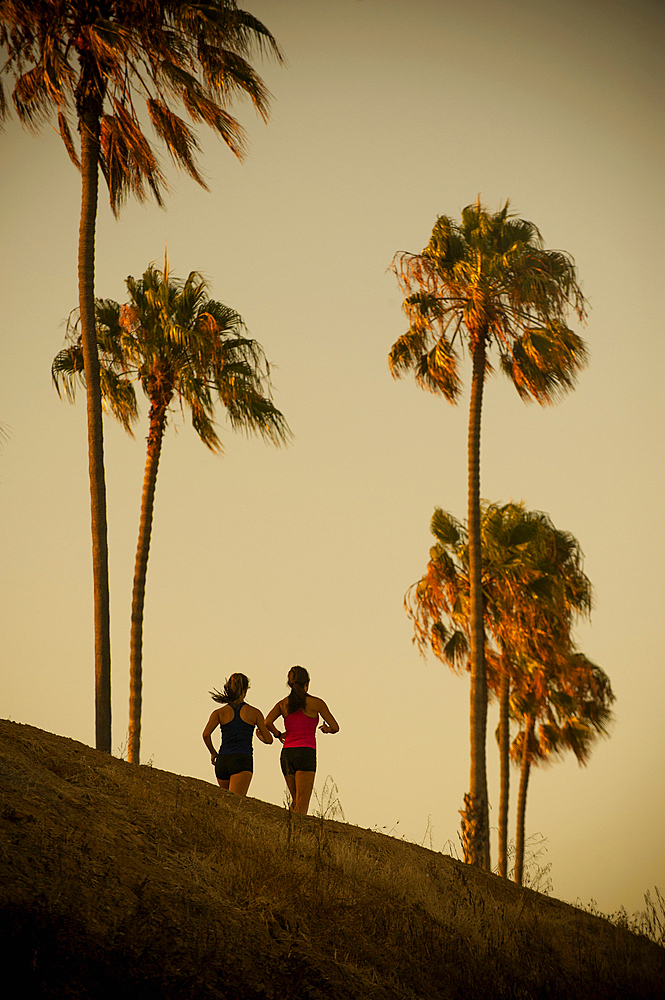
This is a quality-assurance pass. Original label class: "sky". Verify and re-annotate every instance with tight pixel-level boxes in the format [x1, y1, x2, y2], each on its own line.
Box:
[1, 0, 663, 916]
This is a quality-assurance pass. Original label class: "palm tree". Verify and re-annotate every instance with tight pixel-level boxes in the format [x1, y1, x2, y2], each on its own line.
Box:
[1, 0, 282, 752]
[407, 502, 594, 877]
[511, 652, 614, 886]
[391, 200, 588, 867]
[53, 260, 290, 763]
[486, 508, 595, 878]
[407, 502, 537, 875]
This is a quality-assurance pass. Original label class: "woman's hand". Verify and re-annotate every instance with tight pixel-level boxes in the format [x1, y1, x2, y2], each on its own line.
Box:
[210, 752, 218, 766]
[319, 723, 334, 734]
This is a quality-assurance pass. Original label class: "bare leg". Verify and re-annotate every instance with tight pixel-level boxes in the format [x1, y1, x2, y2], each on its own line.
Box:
[284, 773, 297, 809]
[293, 770, 316, 815]
[217, 778, 230, 790]
[228, 771, 253, 796]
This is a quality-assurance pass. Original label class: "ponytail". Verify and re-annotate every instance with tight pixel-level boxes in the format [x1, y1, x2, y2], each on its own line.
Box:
[286, 665, 310, 715]
[211, 672, 250, 705]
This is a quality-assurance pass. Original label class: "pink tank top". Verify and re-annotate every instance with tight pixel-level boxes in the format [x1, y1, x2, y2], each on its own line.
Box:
[284, 709, 318, 749]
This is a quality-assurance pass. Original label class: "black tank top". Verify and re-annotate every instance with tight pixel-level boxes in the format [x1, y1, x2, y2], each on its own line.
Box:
[220, 702, 255, 755]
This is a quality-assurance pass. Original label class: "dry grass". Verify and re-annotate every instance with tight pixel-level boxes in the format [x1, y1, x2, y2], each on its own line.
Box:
[1, 719, 663, 999]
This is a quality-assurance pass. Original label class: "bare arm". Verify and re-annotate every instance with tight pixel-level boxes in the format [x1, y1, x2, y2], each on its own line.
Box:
[202, 710, 221, 764]
[265, 702, 285, 742]
[250, 707, 274, 745]
[313, 698, 339, 735]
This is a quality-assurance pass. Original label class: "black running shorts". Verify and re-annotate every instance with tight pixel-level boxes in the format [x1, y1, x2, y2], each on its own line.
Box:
[280, 746, 316, 776]
[215, 752, 253, 781]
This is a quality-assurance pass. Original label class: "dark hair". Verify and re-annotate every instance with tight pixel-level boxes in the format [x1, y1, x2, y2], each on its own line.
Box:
[286, 665, 310, 715]
[211, 672, 250, 705]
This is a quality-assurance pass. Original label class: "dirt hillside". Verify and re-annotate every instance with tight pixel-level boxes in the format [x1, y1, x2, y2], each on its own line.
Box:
[1, 719, 663, 999]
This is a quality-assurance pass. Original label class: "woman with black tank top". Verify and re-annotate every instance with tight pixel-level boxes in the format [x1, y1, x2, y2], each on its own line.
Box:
[202, 673, 273, 796]
[266, 665, 339, 815]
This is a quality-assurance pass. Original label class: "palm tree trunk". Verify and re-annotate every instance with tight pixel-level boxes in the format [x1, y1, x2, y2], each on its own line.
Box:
[497, 661, 511, 877]
[78, 100, 111, 753]
[128, 402, 168, 764]
[514, 713, 535, 886]
[461, 336, 490, 869]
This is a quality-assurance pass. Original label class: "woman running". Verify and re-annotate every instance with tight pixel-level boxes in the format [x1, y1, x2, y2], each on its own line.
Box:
[202, 672, 273, 796]
[265, 665, 339, 815]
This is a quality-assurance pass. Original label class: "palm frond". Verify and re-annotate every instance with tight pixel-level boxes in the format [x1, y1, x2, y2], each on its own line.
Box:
[12, 64, 52, 127]
[100, 104, 167, 214]
[217, 8, 284, 63]
[52, 344, 85, 402]
[417, 336, 461, 400]
[388, 327, 429, 379]
[424, 214, 467, 270]
[99, 368, 138, 435]
[147, 98, 205, 186]
[438, 627, 469, 671]
[174, 4, 283, 68]
[79, 20, 130, 71]
[198, 300, 247, 335]
[57, 110, 80, 169]
[501, 324, 589, 403]
[181, 84, 246, 157]
[430, 507, 463, 547]
[42, 35, 75, 101]
[201, 46, 273, 120]
[224, 389, 290, 446]
[189, 396, 221, 452]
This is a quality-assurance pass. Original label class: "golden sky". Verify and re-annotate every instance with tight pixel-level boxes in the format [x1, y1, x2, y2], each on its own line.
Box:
[1, 0, 663, 913]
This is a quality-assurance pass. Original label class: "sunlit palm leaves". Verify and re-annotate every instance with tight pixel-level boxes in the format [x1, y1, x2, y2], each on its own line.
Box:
[53, 263, 292, 453]
[407, 500, 591, 683]
[390, 201, 588, 403]
[89, 262, 291, 448]
[0, 0, 282, 212]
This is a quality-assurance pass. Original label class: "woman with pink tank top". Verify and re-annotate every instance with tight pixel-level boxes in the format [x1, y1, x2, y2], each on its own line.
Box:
[266, 665, 339, 815]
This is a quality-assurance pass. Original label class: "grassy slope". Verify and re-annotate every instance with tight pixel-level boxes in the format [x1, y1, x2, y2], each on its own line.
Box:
[1, 719, 663, 999]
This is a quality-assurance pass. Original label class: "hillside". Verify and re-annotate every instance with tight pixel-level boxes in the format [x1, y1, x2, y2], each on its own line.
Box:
[1, 719, 662, 999]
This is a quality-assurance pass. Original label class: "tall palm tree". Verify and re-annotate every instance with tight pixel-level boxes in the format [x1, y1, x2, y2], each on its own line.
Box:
[53, 261, 290, 763]
[407, 502, 593, 877]
[1, 0, 282, 752]
[510, 652, 614, 886]
[391, 200, 588, 867]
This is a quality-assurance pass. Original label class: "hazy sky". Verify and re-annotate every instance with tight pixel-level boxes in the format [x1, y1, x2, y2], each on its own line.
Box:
[1, 0, 663, 915]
